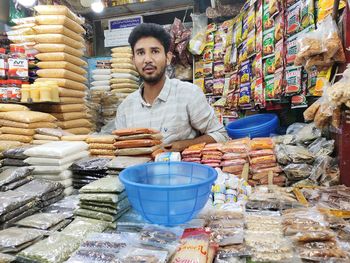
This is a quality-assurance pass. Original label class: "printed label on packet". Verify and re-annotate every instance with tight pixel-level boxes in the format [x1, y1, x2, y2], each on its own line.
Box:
[0, 59, 5, 77]
[8, 58, 28, 78]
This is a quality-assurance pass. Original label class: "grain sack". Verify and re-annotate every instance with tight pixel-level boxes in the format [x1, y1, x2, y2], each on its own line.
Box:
[39, 104, 86, 113]
[32, 140, 53, 145]
[92, 69, 111, 75]
[51, 112, 87, 121]
[111, 68, 138, 75]
[115, 146, 160, 156]
[0, 134, 32, 143]
[35, 34, 84, 49]
[37, 61, 86, 75]
[90, 86, 110, 91]
[35, 15, 85, 34]
[33, 25, 83, 42]
[111, 63, 136, 70]
[86, 135, 115, 144]
[0, 119, 57, 129]
[33, 134, 60, 141]
[35, 52, 87, 67]
[92, 75, 111, 81]
[37, 69, 87, 83]
[35, 78, 87, 91]
[6, 27, 35, 36]
[113, 128, 159, 136]
[110, 78, 138, 85]
[114, 139, 161, 149]
[111, 83, 139, 89]
[0, 111, 56, 123]
[0, 141, 23, 152]
[111, 46, 132, 53]
[59, 97, 86, 104]
[12, 23, 36, 30]
[111, 58, 133, 64]
[61, 135, 88, 141]
[58, 88, 85, 98]
[35, 128, 73, 137]
[90, 149, 115, 156]
[111, 53, 133, 59]
[64, 128, 91, 135]
[0, 127, 35, 136]
[57, 119, 92, 129]
[12, 16, 36, 24]
[89, 143, 115, 150]
[110, 91, 131, 98]
[110, 88, 136, 93]
[91, 80, 110, 86]
[110, 73, 139, 81]
[7, 35, 35, 43]
[34, 44, 83, 58]
[0, 104, 29, 112]
[34, 5, 84, 25]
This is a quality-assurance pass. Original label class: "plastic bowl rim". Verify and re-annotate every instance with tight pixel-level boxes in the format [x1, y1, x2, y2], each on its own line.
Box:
[119, 161, 218, 190]
[226, 114, 278, 132]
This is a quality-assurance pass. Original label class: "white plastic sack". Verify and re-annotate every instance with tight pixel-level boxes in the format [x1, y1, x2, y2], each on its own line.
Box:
[64, 186, 74, 196]
[90, 86, 110, 91]
[24, 141, 88, 158]
[92, 75, 111, 81]
[90, 80, 110, 86]
[31, 163, 72, 174]
[111, 73, 138, 81]
[33, 170, 72, 180]
[25, 151, 89, 166]
[92, 69, 111, 75]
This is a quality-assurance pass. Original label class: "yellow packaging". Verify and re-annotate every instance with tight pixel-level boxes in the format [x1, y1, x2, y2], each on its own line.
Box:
[315, 67, 332, 96]
[30, 85, 40, 103]
[39, 83, 52, 102]
[318, 0, 346, 23]
[21, 84, 31, 103]
[47, 81, 60, 102]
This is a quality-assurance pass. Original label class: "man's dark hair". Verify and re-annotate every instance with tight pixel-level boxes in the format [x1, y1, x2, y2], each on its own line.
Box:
[128, 23, 171, 53]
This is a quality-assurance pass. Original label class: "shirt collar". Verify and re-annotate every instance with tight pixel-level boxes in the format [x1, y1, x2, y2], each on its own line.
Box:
[138, 76, 171, 106]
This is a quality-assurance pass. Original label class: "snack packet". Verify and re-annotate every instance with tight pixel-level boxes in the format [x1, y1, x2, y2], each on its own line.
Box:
[285, 66, 302, 96]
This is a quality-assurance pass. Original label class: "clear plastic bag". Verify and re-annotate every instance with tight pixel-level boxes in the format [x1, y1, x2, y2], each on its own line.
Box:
[24, 141, 88, 158]
[15, 212, 67, 230]
[139, 224, 184, 248]
[0, 191, 36, 216]
[70, 157, 111, 172]
[274, 144, 292, 165]
[25, 151, 89, 166]
[35, 128, 73, 138]
[284, 145, 314, 163]
[309, 155, 333, 182]
[294, 123, 322, 143]
[79, 177, 124, 194]
[0, 167, 34, 188]
[286, 123, 307, 135]
[209, 228, 244, 246]
[0, 227, 47, 253]
[2, 146, 33, 160]
[119, 246, 168, 263]
[307, 137, 334, 156]
[283, 163, 313, 181]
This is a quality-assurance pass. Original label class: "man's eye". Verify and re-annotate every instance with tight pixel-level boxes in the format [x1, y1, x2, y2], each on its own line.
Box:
[137, 51, 144, 55]
[152, 50, 159, 54]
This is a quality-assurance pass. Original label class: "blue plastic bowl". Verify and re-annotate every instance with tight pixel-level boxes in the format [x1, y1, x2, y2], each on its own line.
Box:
[119, 162, 217, 226]
[226, 113, 279, 139]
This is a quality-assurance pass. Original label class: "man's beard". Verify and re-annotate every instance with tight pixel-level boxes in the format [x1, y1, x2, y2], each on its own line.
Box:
[139, 66, 166, 84]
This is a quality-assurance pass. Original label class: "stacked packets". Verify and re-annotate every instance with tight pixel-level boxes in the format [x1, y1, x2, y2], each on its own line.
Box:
[70, 157, 110, 189]
[1, 146, 32, 171]
[0, 167, 34, 192]
[75, 176, 130, 228]
[23, 141, 89, 196]
[107, 156, 151, 176]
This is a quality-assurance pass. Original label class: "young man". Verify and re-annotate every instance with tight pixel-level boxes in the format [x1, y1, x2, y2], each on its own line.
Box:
[115, 23, 229, 152]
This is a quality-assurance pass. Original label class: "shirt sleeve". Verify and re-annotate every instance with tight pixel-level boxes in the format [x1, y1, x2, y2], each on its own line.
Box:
[187, 86, 229, 143]
[115, 103, 127, 130]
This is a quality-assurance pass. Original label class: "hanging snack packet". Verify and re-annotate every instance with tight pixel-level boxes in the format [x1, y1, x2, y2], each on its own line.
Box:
[241, 16, 249, 41]
[318, 0, 346, 23]
[291, 69, 308, 108]
[264, 56, 275, 76]
[204, 77, 214, 94]
[247, 30, 256, 57]
[202, 47, 214, 62]
[265, 74, 276, 101]
[263, 3, 274, 30]
[203, 62, 213, 77]
[274, 68, 284, 98]
[194, 61, 204, 78]
[254, 77, 265, 107]
[206, 31, 215, 48]
[254, 52, 263, 79]
[194, 78, 205, 92]
[229, 73, 239, 92]
[247, 6, 256, 32]
[307, 66, 318, 96]
[300, 0, 315, 29]
[256, 28, 263, 53]
[235, 16, 243, 46]
[256, 0, 263, 30]
[286, 34, 298, 65]
[238, 41, 248, 63]
[287, 2, 301, 36]
[224, 46, 232, 73]
[214, 62, 225, 78]
[274, 39, 284, 70]
[239, 61, 251, 83]
[274, 12, 285, 41]
[269, 0, 280, 17]
[263, 28, 275, 56]
[213, 78, 225, 96]
[314, 66, 332, 96]
[207, 23, 217, 34]
[285, 66, 302, 96]
[239, 83, 251, 105]
[213, 43, 225, 62]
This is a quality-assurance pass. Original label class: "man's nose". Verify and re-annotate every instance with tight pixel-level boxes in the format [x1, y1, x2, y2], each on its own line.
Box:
[143, 52, 152, 63]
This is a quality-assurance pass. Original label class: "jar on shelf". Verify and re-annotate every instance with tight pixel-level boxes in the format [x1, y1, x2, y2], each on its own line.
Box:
[8, 45, 28, 81]
[0, 48, 7, 80]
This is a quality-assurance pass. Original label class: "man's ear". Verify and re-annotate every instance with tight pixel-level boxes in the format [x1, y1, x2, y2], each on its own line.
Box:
[166, 51, 173, 66]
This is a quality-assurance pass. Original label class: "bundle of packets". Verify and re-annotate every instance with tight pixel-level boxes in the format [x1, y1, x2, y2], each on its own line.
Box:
[211, 170, 252, 208]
